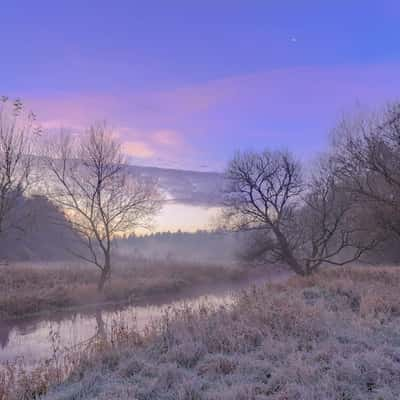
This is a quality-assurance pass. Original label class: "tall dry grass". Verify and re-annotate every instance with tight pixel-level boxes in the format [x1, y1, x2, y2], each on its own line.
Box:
[0, 259, 247, 319]
[2, 266, 400, 399]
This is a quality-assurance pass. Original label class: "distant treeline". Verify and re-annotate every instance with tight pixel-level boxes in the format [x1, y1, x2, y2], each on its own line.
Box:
[3, 193, 400, 264]
[114, 230, 243, 264]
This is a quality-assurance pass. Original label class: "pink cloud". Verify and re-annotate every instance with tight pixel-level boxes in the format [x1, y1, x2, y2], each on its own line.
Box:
[28, 63, 400, 131]
[166, 63, 400, 120]
[122, 141, 155, 158]
[151, 130, 183, 147]
[24, 62, 400, 170]
[112, 126, 194, 168]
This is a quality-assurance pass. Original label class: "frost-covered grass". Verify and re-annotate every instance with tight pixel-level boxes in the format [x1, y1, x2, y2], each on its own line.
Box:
[2, 266, 400, 399]
[0, 259, 248, 319]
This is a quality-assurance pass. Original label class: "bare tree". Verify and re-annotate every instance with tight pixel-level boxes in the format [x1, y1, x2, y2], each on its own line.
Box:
[224, 150, 303, 274]
[0, 97, 40, 248]
[43, 123, 162, 290]
[224, 150, 375, 275]
[297, 160, 377, 272]
[332, 102, 400, 241]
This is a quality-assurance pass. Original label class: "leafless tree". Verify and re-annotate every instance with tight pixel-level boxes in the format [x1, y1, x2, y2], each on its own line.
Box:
[0, 97, 40, 248]
[43, 123, 162, 290]
[224, 150, 375, 275]
[332, 102, 400, 241]
[298, 160, 377, 272]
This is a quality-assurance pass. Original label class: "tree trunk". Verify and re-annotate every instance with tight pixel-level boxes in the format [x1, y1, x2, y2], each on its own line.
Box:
[98, 253, 111, 291]
[272, 226, 305, 275]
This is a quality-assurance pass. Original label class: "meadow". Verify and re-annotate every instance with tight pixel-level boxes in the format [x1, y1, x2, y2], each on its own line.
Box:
[2, 265, 400, 399]
[0, 259, 250, 319]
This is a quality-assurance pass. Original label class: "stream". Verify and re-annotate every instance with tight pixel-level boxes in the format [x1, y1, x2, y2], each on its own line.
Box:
[0, 272, 288, 366]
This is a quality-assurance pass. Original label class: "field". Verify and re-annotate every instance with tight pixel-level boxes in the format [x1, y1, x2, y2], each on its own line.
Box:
[2, 265, 400, 399]
[0, 259, 251, 319]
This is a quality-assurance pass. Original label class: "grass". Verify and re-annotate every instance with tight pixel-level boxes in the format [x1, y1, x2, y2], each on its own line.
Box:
[0, 258, 250, 319]
[2, 265, 400, 399]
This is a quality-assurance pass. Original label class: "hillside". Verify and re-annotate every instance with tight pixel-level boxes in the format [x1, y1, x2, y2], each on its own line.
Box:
[128, 165, 224, 206]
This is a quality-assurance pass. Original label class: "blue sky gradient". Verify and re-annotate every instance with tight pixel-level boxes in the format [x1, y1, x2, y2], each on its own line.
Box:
[2, 1, 400, 170]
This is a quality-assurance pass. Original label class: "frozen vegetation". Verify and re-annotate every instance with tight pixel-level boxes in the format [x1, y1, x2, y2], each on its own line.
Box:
[2, 266, 400, 399]
[0, 259, 249, 319]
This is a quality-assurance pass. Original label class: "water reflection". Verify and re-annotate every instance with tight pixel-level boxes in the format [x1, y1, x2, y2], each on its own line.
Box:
[95, 309, 106, 340]
[0, 323, 11, 349]
[0, 272, 286, 366]
[0, 292, 232, 366]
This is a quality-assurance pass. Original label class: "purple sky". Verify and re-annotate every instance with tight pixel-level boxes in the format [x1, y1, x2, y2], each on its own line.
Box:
[2, 1, 400, 171]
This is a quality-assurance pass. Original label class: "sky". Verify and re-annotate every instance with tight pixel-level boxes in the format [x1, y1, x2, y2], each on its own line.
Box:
[1, 0, 400, 172]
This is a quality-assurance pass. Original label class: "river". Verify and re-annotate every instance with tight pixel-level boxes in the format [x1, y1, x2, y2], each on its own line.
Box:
[0, 272, 288, 366]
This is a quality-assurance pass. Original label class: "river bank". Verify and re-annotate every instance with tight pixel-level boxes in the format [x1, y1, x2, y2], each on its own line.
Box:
[0, 267, 287, 366]
[0, 259, 266, 320]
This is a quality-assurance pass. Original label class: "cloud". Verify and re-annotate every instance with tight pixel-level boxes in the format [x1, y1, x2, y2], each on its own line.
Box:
[116, 127, 188, 164]
[24, 62, 400, 171]
[151, 130, 182, 147]
[122, 141, 155, 158]
[28, 63, 400, 128]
